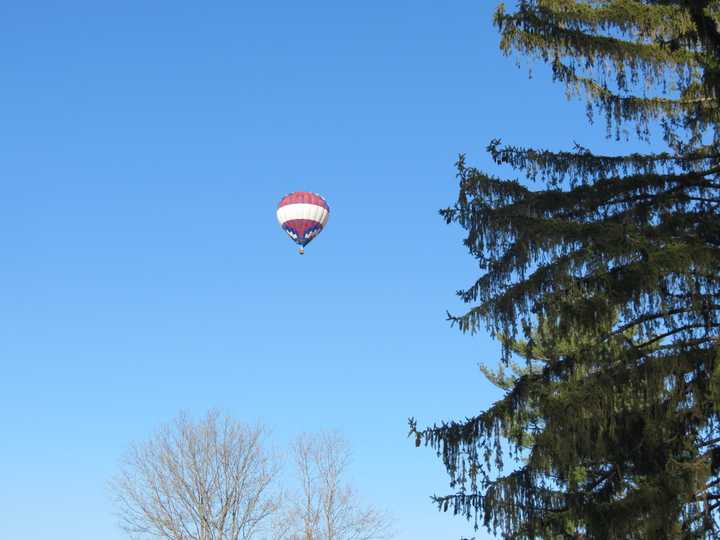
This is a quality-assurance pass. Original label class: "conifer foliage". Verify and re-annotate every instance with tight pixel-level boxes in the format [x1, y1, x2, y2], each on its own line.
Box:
[411, 2, 720, 538]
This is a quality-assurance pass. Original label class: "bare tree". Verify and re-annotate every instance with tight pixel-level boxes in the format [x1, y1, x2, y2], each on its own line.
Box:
[281, 432, 393, 540]
[111, 411, 281, 540]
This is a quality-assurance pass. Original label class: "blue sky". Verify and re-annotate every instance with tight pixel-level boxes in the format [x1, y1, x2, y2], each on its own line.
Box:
[0, 2, 632, 539]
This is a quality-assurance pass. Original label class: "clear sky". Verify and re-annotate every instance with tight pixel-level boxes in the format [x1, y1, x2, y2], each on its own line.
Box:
[1, 2, 627, 539]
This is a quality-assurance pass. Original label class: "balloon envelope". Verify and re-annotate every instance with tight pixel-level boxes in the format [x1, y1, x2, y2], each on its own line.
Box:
[276, 192, 330, 248]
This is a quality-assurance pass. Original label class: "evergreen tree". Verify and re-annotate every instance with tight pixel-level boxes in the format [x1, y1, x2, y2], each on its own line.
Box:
[410, 2, 720, 538]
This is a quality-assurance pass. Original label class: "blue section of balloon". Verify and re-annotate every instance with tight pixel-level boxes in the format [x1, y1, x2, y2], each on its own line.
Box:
[282, 223, 323, 246]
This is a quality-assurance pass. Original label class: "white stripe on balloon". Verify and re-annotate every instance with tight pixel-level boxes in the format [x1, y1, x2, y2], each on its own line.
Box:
[276, 203, 329, 226]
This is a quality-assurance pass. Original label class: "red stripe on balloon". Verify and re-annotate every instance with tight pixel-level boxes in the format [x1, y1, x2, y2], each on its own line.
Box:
[277, 192, 329, 210]
[282, 219, 323, 237]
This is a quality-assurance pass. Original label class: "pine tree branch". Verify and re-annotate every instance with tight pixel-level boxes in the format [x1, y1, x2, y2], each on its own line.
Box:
[551, 58, 718, 129]
[496, 2, 698, 70]
[486, 139, 720, 184]
[534, 0, 694, 39]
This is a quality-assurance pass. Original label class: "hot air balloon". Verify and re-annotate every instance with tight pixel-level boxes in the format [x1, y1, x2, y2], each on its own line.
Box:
[276, 192, 330, 254]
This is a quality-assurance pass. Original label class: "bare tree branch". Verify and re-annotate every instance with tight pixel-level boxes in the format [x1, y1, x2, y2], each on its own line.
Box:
[279, 432, 393, 540]
[110, 411, 281, 540]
